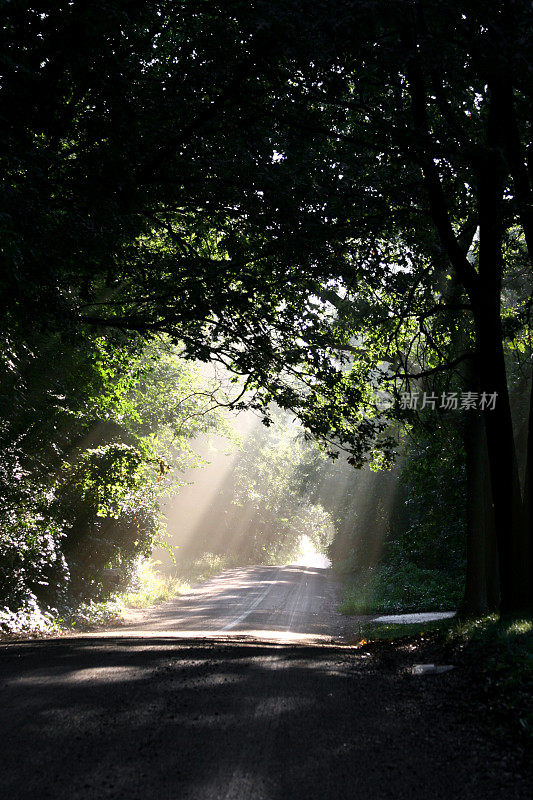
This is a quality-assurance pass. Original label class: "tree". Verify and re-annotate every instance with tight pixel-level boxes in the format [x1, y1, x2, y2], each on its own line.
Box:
[0, 328, 233, 614]
[241, 0, 533, 612]
[3, 1, 533, 612]
[185, 408, 335, 564]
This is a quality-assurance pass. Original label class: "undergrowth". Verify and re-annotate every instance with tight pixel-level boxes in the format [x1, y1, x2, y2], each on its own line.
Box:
[446, 614, 533, 741]
[338, 561, 462, 615]
[0, 553, 237, 636]
[359, 613, 533, 744]
[121, 559, 190, 608]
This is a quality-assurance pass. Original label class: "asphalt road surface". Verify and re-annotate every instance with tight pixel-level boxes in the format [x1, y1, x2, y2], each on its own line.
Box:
[1, 566, 530, 799]
[117, 565, 350, 642]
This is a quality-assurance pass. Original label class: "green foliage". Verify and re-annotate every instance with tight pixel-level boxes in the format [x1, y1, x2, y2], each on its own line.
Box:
[394, 422, 466, 574]
[69, 443, 146, 518]
[61, 554, 240, 629]
[2, 1, 532, 629]
[1, 1, 532, 463]
[230, 415, 321, 562]
[339, 561, 463, 615]
[333, 417, 466, 616]
[0, 508, 68, 616]
[357, 618, 454, 641]
[120, 560, 189, 609]
[0, 330, 233, 629]
[175, 553, 236, 584]
[0, 598, 58, 636]
[55, 599, 124, 632]
[447, 615, 533, 741]
[190, 410, 336, 565]
[289, 504, 335, 556]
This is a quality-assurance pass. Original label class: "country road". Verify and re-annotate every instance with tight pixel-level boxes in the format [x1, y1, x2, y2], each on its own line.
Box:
[1, 566, 530, 800]
[116, 565, 351, 641]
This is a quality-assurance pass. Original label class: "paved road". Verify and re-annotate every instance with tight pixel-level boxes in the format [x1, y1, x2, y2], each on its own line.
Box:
[1, 566, 529, 799]
[117, 565, 350, 641]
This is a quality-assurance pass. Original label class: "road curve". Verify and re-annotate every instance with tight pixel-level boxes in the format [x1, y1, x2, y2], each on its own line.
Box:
[115, 565, 352, 642]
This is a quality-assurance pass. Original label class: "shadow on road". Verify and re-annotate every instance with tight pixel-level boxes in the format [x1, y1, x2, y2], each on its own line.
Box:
[1, 636, 526, 800]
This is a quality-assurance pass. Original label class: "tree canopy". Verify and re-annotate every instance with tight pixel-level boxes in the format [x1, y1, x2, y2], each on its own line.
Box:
[2, 1, 533, 615]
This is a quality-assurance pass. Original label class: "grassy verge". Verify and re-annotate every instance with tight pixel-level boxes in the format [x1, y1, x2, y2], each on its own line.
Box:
[338, 562, 462, 614]
[121, 559, 190, 608]
[357, 613, 532, 746]
[64, 553, 236, 628]
[117, 552, 241, 609]
[445, 615, 533, 741]
[355, 617, 454, 641]
[174, 552, 235, 584]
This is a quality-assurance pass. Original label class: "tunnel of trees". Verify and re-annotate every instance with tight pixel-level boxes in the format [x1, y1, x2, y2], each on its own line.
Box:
[1, 0, 533, 629]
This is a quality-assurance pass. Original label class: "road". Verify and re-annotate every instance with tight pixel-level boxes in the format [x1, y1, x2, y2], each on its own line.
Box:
[1, 566, 529, 799]
[117, 565, 350, 641]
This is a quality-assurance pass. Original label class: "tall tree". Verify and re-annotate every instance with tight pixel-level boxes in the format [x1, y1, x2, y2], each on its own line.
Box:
[3, 1, 533, 611]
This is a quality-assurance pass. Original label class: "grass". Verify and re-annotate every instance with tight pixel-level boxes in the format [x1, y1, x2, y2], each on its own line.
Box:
[49, 561, 192, 630]
[175, 552, 234, 584]
[356, 612, 533, 744]
[121, 560, 190, 608]
[57, 598, 125, 629]
[119, 553, 236, 608]
[338, 561, 463, 615]
[447, 613, 533, 643]
[445, 614, 533, 739]
[67, 553, 235, 625]
[356, 618, 454, 641]
[338, 558, 532, 736]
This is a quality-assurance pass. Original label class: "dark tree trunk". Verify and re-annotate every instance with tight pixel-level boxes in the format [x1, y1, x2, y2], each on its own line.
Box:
[445, 278, 499, 615]
[474, 248, 527, 612]
[484, 452, 500, 612]
[522, 363, 533, 609]
[461, 411, 488, 615]
[476, 327, 526, 611]
[407, 54, 529, 613]
[459, 392, 500, 614]
[471, 80, 530, 614]
[497, 78, 533, 611]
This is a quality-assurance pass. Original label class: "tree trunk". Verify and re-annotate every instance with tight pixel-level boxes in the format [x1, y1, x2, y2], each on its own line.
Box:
[459, 392, 500, 614]
[474, 287, 527, 612]
[484, 451, 500, 611]
[472, 81, 529, 614]
[461, 411, 488, 615]
[521, 362, 533, 609]
[444, 275, 499, 615]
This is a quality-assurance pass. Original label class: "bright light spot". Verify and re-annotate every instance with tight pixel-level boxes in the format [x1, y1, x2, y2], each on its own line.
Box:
[373, 612, 456, 624]
[294, 535, 330, 568]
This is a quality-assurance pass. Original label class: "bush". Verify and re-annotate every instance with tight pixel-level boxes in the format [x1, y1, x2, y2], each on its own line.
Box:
[121, 559, 189, 607]
[339, 560, 463, 615]
[0, 596, 57, 635]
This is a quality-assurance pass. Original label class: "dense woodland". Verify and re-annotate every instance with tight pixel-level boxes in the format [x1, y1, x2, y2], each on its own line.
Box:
[2, 0, 533, 630]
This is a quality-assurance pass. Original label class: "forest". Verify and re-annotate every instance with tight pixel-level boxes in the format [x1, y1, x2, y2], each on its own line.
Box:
[1, 0, 533, 639]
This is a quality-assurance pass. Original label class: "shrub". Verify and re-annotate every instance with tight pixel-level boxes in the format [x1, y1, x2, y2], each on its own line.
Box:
[339, 560, 463, 615]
